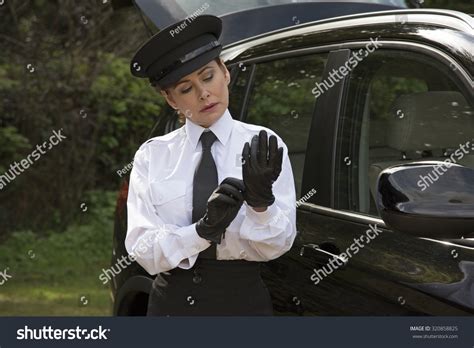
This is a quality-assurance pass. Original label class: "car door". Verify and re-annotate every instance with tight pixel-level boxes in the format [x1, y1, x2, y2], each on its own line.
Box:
[230, 51, 331, 315]
[296, 41, 474, 315]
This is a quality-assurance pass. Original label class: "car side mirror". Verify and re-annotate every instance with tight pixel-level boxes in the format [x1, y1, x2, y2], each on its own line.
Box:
[375, 161, 474, 239]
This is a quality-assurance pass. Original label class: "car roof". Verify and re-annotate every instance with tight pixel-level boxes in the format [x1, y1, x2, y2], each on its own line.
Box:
[222, 9, 474, 78]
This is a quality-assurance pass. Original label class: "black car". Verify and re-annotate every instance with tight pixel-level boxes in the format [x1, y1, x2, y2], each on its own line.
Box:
[111, 0, 474, 316]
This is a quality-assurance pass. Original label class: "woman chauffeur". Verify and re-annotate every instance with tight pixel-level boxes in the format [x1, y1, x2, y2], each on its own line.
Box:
[125, 14, 297, 316]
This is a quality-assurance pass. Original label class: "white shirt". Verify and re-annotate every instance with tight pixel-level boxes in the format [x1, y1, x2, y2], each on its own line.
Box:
[125, 108, 297, 275]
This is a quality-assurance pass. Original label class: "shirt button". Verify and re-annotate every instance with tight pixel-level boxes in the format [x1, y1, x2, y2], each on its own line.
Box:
[193, 269, 202, 284]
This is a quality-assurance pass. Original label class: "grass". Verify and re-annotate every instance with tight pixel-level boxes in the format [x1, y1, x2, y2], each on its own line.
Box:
[0, 190, 117, 316]
[0, 280, 112, 316]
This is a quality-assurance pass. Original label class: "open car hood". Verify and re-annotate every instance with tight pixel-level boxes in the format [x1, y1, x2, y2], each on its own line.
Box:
[133, 0, 410, 46]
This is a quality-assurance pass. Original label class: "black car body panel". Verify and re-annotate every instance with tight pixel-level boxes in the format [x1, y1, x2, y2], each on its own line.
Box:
[111, 5, 474, 316]
[225, 10, 474, 78]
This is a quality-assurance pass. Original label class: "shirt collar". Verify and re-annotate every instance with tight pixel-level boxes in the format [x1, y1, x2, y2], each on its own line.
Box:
[185, 108, 234, 150]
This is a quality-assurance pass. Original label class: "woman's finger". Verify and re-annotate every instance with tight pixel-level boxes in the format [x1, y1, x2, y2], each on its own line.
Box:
[268, 135, 278, 165]
[222, 177, 245, 192]
[209, 191, 238, 206]
[272, 147, 283, 181]
[257, 130, 268, 167]
[250, 134, 259, 167]
[216, 183, 244, 201]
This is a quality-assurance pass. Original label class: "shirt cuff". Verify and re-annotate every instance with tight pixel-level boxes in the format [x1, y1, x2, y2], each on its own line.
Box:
[178, 254, 198, 270]
[184, 223, 212, 253]
[245, 202, 278, 225]
[173, 224, 211, 270]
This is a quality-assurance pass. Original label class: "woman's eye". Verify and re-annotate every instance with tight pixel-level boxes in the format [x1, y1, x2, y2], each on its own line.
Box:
[180, 87, 192, 94]
[204, 74, 213, 81]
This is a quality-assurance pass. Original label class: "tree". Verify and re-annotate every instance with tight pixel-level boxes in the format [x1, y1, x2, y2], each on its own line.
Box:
[0, 0, 163, 233]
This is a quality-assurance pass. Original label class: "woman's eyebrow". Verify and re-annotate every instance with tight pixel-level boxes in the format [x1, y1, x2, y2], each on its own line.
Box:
[198, 66, 214, 75]
[174, 66, 214, 88]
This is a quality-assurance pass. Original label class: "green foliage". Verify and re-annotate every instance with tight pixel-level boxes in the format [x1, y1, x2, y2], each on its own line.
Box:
[0, 127, 30, 173]
[0, 190, 116, 283]
[88, 53, 163, 182]
[423, 0, 474, 14]
[0, 189, 116, 315]
[0, 1, 162, 233]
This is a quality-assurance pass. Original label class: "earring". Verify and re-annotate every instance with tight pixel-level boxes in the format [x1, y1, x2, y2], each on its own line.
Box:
[176, 109, 186, 125]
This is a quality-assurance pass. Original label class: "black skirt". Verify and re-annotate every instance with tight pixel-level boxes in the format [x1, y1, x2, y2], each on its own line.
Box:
[146, 258, 273, 316]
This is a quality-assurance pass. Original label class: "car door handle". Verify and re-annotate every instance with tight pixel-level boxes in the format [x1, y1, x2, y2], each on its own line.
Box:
[300, 243, 348, 269]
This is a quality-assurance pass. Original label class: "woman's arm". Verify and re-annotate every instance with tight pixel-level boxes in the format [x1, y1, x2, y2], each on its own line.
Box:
[125, 145, 210, 275]
[237, 140, 297, 260]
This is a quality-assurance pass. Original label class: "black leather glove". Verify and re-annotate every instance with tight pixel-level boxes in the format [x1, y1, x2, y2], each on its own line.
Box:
[195, 177, 245, 244]
[242, 130, 283, 208]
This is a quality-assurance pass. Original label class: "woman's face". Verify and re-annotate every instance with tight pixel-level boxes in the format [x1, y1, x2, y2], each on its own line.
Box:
[160, 59, 231, 128]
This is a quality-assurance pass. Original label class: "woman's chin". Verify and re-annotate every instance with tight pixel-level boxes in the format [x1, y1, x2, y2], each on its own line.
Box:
[195, 107, 224, 124]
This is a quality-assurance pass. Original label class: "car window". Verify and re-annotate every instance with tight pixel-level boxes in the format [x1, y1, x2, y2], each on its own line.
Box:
[335, 49, 474, 216]
[244, 54, 328, 198]
[228, 64, 252, 120]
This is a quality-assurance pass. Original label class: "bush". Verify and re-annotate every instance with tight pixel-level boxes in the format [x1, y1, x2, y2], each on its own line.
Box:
[0, 190, 116, 284]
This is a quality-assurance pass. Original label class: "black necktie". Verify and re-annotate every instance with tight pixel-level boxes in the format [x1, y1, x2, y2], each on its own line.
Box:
[192, 130, 218, 259]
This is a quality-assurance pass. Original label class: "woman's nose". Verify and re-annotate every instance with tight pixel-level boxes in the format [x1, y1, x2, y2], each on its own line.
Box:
[198, 86, 210, 100]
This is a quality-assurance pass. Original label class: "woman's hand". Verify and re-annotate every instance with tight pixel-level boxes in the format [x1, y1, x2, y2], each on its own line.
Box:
[195, 177, 245, 244]
[241, 130, 283, 208]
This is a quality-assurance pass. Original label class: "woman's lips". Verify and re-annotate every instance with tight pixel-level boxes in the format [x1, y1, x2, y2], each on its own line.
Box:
[200, 103, 218, 112]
